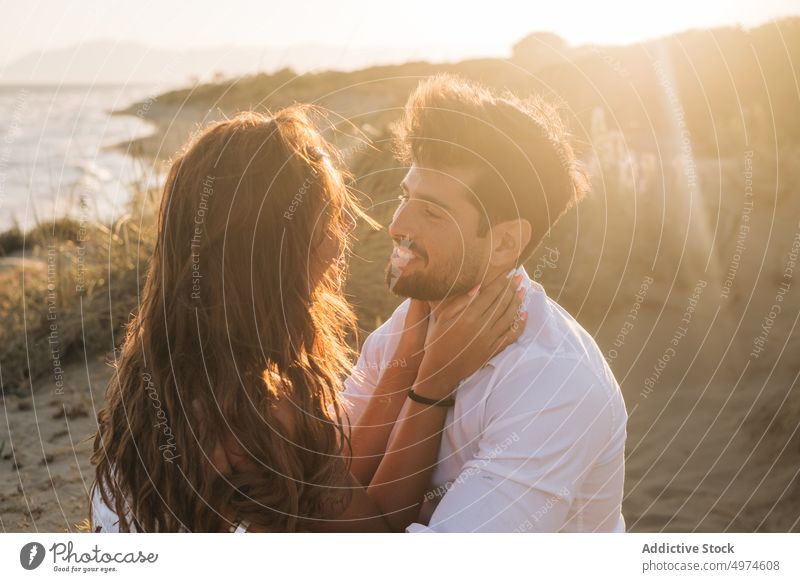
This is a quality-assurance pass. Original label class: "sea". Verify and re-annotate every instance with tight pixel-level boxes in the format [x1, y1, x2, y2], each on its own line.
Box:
[0, 84, 160, 232]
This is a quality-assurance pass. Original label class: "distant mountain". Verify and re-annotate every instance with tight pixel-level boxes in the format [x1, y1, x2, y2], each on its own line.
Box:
[0, 40, 486, 85]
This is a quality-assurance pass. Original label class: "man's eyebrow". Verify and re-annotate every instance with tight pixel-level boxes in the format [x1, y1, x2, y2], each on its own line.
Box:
[400, 182, 454, 213]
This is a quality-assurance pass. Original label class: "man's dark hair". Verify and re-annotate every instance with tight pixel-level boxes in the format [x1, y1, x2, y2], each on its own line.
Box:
[393, 73, 590, 261]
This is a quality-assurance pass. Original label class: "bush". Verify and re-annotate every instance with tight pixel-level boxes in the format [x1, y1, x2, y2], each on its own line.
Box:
[0, 213, 155, 395]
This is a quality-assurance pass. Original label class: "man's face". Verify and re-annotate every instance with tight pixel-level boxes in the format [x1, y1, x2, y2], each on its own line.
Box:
[385, 164, 491, 300]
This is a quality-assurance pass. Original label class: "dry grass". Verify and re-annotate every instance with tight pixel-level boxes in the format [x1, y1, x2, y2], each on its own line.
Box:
[0, 191, 157, 396]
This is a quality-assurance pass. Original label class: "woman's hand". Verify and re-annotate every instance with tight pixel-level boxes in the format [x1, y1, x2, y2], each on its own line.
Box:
[414, 272, 528, 400]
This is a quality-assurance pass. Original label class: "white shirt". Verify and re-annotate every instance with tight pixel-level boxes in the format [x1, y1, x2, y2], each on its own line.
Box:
[90, 481, 132, 532]
[343, 267, 628, 532]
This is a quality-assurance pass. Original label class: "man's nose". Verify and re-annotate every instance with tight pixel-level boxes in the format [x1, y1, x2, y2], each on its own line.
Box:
[388, 202, 415, 241]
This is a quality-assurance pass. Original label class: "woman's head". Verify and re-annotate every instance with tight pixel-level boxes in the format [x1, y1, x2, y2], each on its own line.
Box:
[93, 107, 370, 532]
[168, 108, 358, 311]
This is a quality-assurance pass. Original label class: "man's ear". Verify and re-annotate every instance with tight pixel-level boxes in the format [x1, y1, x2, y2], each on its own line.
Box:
[487, 219, 531, 268]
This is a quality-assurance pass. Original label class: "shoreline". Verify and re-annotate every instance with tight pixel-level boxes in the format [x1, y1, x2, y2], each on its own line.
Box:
[107, 103, 218, 163]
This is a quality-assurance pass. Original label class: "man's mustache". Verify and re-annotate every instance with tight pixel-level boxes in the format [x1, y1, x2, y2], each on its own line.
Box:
[392, 237, 428, 260]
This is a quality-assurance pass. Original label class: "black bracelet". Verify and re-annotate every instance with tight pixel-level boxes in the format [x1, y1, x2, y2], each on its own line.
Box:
[408, 388, 456, 407]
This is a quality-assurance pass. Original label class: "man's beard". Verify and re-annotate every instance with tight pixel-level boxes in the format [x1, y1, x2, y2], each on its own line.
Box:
[385, 244, 486, 301]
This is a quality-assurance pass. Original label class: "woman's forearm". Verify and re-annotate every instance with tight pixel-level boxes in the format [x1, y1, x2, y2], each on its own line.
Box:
[320, 383, 448, 533]
[348, 366, 418, 486]
[366, 383, 450, 532]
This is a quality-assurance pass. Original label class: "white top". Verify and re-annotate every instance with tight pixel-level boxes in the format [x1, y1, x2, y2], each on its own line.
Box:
[343, 267, 628, 532]
[91, 482, 248, 532]
[91, 482, 132, 532]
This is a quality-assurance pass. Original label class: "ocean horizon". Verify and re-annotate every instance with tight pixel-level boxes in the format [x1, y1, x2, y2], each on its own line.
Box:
[0, 83, 159, 232]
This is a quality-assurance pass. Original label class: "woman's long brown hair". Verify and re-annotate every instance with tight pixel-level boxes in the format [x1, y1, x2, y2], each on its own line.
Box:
[92, 107, 373, 532]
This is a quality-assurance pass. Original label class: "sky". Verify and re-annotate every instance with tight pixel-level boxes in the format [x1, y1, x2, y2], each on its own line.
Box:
[4, 0, 800, 66]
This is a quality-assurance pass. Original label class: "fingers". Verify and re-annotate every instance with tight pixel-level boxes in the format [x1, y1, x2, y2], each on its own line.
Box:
[435, 271, 523, 340]
[508, 309, 528, 341]
[496, 274, 524, 321]
[489, 309, 528, 358]
[451, 270, 526, 362]
[476, 273, 522, 327]
[439, 272, 517, 322]
[489, 320, 526, 358]
[435, 283, 480, 320]
[489, 279, 527, 338]
[475, 271, 522, 319]
[503, 277, 527, 324]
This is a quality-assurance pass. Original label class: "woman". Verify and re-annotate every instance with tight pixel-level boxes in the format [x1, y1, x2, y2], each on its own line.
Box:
[90, 106, 526, 532]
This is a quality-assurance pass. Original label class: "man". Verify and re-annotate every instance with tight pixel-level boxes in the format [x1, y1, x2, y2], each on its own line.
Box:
[344, 74, 628, 532]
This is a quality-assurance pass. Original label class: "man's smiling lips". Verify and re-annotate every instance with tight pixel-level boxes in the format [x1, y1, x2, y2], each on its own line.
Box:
[390, 244, 424, 269]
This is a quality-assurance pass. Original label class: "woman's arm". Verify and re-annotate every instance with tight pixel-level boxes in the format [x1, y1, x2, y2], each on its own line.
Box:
[348, 301, 429, 487]
[314, 388, 451, 533]
[363, 379, 452, 531]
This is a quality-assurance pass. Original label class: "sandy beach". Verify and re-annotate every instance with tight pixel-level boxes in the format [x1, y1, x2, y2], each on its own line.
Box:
[1, 356, 109, 532]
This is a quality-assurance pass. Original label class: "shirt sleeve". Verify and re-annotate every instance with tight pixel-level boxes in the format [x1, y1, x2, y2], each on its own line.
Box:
[407, 357, 616, 533]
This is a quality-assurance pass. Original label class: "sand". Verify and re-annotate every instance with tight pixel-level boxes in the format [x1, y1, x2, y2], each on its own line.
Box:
[1, 356, 110, 532]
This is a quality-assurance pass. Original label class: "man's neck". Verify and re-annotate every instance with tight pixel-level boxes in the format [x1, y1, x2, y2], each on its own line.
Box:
[426, 264, 520, 314]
